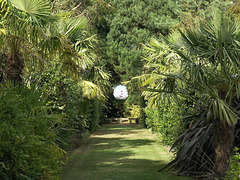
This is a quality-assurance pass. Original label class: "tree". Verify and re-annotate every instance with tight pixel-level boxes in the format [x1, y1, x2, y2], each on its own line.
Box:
[0, 0, 58, 83]
[129, 7, 240, 178]
[0, 1, 82, 82]
[0, 1, 111, 178]
[176, 0, 231, 29]
[0, 0, 110, 98]
[105, 0, 185, 81]
[92, 0, 187, 118]
[228, 0, 240, 19]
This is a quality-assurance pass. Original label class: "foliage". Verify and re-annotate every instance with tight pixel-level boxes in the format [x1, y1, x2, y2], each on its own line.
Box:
[159, 100, 240, 178]
[1, 0, 239, 179]
[128, 5, 240, 178]
[128, 104, 141, 118]
[103, 0, 232, 82]
[104, 0, 184, 82]
[0, 0, 111, 179]
[0, 0, 101, 84]
[159, 120, 216, 178]
[224, 147, 240, 180]
[0, 0, 60, 82]
[145, 102, 191, 146]
[228, 1, 240, 20]
[0, 84, 67, 179]
[176, 0, 232, 29]
[129, 4, 240, 136]
[24, 54, 109, 149]
[78, 0, 196, 118]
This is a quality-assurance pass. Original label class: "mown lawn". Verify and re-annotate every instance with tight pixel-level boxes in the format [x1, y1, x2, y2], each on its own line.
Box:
[61, 124, 193, 180]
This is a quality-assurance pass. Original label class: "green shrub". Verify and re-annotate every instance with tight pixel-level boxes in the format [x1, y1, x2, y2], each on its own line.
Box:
[0, 84, 66, 179]
[224, 147, 240, 180]
[129, 104, 141, 118]
[144, 102, 191, 146]
[160, 120, 215, 177]
[62, 91, 103, 141]
[25, 62, 104, 151]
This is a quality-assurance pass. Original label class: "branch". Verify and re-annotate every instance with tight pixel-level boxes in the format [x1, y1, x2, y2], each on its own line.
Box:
[71, 3, 82, 11]
[51, 0, 57, 10]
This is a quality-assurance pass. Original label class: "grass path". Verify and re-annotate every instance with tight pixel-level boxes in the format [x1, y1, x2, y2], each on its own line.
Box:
[61, 124, 193, 180]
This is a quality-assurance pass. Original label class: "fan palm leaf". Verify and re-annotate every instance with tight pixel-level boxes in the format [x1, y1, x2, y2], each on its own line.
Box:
[79, 80, 105, 100]
[9, 0, 57, 26]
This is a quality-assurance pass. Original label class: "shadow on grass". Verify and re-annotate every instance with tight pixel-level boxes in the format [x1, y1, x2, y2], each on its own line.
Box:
[62, 124, 193, 180]
[62, 150, 174, 180]
[94, 124, 141, 135]
[93, 138, 155, 149]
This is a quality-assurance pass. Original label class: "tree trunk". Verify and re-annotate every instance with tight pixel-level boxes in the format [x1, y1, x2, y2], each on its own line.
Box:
[4, 50, 24, 84]
[212, 119, 234, 178]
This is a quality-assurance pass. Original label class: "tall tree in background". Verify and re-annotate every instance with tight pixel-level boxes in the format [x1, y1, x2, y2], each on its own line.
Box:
[99, 0, 186, 118]
[105, 0, 183, 82]
[52, 0, 210, 118]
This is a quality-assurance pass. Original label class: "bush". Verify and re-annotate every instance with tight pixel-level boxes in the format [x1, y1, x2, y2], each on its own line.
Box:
[224, 147, 240, 180]
[159, 120, 215, 177]
[63, 97, 103, 143]
[0, 84, 66, 179]
[59, 83, 103, 148]
[128, 104, 141, 118]
[144, 102, 191, 146]
[25, 61, 105, 151]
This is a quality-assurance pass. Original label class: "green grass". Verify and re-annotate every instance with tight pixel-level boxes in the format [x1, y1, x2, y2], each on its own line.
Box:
[61, 124, 193, 180]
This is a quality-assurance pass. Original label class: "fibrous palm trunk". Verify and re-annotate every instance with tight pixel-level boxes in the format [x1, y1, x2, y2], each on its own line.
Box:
[5, 49, 24, 84]
[212, 118, 234, 178]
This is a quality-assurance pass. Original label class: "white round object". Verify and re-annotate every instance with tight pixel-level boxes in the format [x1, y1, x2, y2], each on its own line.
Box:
[113, 85, 128, 100]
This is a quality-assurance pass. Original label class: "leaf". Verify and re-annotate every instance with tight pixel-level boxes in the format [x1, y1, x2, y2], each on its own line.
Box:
[79, 80, 105, 100]
[10, 0, 57, 26]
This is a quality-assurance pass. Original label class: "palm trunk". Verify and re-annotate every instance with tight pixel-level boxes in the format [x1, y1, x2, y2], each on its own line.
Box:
[5, 49, 24, 84]
[212, 118, 234, 178]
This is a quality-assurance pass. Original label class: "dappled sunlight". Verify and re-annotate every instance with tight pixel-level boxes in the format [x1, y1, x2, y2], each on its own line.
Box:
[62, 124, 193, 180]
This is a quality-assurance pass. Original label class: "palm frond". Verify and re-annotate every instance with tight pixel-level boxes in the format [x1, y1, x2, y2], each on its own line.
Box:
[79, 80, 105, 100]
[159, 120, 215, 178]
[211, 98, 238, 125]
[64, 16, 87, 40]
[90, 66, 111, 95]
[10, 0, 57, 26]
[124, 74, 152, 91]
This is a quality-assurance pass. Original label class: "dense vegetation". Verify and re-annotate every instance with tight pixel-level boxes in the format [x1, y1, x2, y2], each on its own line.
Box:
[0, 0, 109, 179]
[0, 0, 240, 179]
[128, 2, 240, 179]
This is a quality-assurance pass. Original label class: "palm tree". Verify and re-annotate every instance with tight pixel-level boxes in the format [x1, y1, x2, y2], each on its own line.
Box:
[0, 0, 83, 81]
[0, 0, 57, 83]
[0, 0, 110, 99]
[129, 8, 240, 178]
